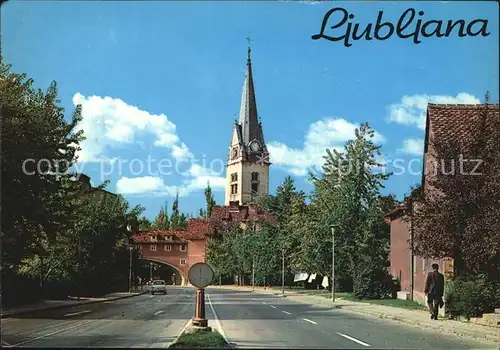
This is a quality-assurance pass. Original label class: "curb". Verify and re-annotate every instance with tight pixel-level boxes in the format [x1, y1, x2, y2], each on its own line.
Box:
[1, 290, 149, 319]
[167, 317, 193, 348]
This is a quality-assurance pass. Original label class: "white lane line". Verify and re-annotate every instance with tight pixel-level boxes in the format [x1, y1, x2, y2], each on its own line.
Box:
[153, 310, 164, 316]
[149, 295, 154, 299]
[207, 294, 228, 341]
[282, 310, 291, 315]
[64, 310, 92, 317]
[302, 318, 317, 324]
[337, 333, 371, 347]
[9, 320, 95, 347]
[269, 305, 276, 308]
[166, 317, 193, 348]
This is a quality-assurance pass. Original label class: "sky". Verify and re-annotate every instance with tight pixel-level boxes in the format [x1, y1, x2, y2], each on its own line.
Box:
[3, 0, 499, 220]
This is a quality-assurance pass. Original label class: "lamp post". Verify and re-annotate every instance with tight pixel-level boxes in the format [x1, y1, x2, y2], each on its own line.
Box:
[330, 225, 337, 303]
[128, 245, 133, 293]
[281, 249, 285, 294]
[252, 257, 255, 291]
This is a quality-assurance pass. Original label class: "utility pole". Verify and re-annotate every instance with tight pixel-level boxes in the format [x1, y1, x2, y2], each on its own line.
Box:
[281, 249, 285, 294]
[150, 262, 153, 281]
[252, 258, 255, 291]
[330, 225, 336, 303]
[128, 246, 133, 293]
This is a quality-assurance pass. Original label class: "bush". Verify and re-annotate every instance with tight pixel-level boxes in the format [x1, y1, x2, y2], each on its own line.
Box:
[445, 275, 500, 320]
[353, 266, 398, 300]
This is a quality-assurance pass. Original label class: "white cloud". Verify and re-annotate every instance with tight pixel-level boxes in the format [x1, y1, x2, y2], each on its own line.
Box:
[72, 93, 190, 163]
[386, 93, 480, 130]
[399, 138, 425, 156]
[268, 118, 385, 176]
[73, 93, 223, 197]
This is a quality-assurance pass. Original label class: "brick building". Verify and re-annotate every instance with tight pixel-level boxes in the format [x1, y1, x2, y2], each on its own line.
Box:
[386, 103, 499, 309]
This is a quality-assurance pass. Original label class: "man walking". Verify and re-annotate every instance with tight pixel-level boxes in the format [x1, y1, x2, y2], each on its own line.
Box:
[424, 263, 445, 320]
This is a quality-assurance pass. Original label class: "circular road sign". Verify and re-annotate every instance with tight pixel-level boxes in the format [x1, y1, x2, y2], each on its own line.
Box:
[188, 263, 214, 289]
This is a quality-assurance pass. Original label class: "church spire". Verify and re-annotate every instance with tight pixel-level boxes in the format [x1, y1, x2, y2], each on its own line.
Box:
[239, 43, 263, 147]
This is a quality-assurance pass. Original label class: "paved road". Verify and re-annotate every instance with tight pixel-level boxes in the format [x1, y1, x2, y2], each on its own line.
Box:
[1, 287, 206, 348]
[205, 287, 498, 349]
[3, 286, 497, 348]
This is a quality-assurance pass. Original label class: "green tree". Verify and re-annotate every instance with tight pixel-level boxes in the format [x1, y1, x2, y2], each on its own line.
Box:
[153, 202, 170, 230]
[205, 182, 216, 218]
[1, 59, 84, 271]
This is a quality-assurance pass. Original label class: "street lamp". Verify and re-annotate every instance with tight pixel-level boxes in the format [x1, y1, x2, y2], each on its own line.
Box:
[128, 245, 133, 293]
[330, 225, 339, 304]
[252, 257, 255, 291]
[281, 249, 285, 294]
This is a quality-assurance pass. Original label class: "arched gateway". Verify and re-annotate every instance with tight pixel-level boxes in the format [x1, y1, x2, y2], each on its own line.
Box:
[131, 219, 212, 287]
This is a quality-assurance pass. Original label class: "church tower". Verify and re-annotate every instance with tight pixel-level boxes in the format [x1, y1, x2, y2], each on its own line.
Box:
[225, 46, 270, 206]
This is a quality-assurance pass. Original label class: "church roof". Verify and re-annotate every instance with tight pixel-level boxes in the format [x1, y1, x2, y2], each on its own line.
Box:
[238, 47, 266, 147]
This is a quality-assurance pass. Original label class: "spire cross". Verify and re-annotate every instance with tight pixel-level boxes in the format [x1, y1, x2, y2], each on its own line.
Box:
[246, 36, 253, 63]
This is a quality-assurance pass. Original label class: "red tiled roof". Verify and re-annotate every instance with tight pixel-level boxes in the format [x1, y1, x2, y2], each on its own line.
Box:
[422, 103, 500, 187]
[132, 230, 188, 243]
[425, 103, 499, 152]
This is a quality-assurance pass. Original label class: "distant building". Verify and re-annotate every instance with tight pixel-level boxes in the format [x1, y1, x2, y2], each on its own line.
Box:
[386, 103, 499, 309]
[132, 47, 276, 286]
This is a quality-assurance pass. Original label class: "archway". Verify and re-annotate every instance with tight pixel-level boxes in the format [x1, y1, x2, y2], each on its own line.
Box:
[139, 258, 187, 286]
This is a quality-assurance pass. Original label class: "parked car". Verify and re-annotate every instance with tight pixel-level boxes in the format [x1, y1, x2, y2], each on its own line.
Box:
[150, 280, 167, 295]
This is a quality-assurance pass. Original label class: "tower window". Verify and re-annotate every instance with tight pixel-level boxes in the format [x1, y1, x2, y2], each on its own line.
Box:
[231, 184, 238, 194]
[251, 183, 259, 194]
[251, 172, 259, 182]
[230, 173, 238, 182]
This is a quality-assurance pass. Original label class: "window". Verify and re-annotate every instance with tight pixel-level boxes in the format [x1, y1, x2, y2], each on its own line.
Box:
[180, 244, 187, 252]
[150, 244, 157, 252]
[165, 235, 173, 241]
[251, 183, 259, 194]
[164, 244, 171, 252]
[251, 172, 259, 181]
[180, 259, 187, 266]
[150, 236, 157, 242]
[231, 184, 238, 194]
[230, 173, 238, 182]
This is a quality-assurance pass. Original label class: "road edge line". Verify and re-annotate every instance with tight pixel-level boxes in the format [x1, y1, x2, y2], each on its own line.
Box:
[207, 293, 231, 348]
[166, 317, 193, 348]
[1, 290, 149, 319]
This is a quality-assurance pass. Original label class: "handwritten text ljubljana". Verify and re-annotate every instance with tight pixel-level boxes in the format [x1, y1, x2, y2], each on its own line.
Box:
[312, 8, 490, 47]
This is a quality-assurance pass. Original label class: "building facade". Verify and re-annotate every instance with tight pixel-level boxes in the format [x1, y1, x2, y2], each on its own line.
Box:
[387, 103, 499, 311]
[225, 46, 271, 206]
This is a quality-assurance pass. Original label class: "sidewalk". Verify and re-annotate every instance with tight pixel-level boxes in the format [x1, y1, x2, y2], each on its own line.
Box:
[1, 289, 149, 318]
[211, 285, 500, 345]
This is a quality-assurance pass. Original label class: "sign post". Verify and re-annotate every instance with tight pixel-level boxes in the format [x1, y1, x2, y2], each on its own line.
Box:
[188, 262, 214, 328]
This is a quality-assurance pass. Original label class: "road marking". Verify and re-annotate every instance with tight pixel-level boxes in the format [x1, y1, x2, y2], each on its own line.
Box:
[9, 320, 95, 347]
[153, 310, 164, 316]
[282, 310, 291, 315]
[149, 295, 154, 298]
[269, 305, 276, 308]
[207, 294, 228, 341]
[302, 318, 317, 324]
[2, 341, 11, 347]
[337, 333, 371, 347]
[64, 310, 92, 317]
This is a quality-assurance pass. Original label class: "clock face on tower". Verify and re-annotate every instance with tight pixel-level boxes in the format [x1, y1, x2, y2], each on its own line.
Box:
[232, 147, 238, 159]
[250, 141, 261, 153]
